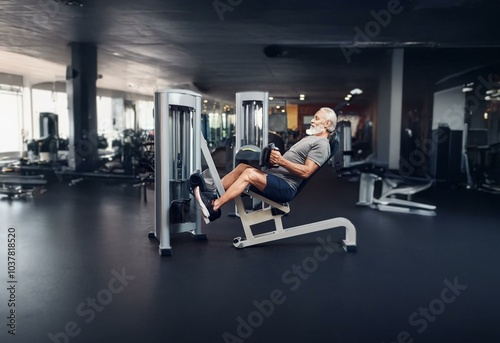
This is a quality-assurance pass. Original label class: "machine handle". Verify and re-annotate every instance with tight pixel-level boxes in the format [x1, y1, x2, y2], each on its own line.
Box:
[260, 143, 280, 168]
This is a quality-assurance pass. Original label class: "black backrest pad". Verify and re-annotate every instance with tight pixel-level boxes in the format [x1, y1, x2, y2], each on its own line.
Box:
[295, 131, 339, 196]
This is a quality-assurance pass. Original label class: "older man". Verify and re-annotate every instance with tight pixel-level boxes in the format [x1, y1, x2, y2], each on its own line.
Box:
[195, 107, 337, 223]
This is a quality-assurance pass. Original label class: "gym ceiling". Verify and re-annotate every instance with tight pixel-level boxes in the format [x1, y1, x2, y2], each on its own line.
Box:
[1, 0, 500, 105]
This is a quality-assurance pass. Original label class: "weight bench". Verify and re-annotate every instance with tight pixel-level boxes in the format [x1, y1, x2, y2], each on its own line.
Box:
[199, 132, 357, 251]
[0, 175, 47, 199]
[344, 162, 436, 216]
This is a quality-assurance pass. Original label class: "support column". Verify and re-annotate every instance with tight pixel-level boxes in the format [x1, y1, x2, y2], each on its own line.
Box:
[66, 42, 98, 172]
[376, 48, 404, 170]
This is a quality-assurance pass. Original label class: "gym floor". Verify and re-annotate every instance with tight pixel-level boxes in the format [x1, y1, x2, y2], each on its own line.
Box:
[1, 167, 499, 343]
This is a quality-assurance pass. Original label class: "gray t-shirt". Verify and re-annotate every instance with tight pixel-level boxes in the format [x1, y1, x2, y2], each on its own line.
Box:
[268, 135, 330, 190]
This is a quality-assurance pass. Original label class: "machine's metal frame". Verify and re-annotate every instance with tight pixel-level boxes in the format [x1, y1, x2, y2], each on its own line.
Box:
[150, 89, 204, 256]
[233, 189, 357, 251]
[201, 134, 357, 251]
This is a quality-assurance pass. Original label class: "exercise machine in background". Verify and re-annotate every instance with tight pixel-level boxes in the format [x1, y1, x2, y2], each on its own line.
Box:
[232, 92, 269, 212]
[0, 174, 47, 200]
[148, 89, 205, 256]
[233, 91, 269, 168]
[0, 112, 57, 198]
[335, 120, 437, 216]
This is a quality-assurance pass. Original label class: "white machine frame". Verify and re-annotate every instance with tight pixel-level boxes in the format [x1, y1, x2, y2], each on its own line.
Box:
[150, 89, 204, 256]
[357, 171, 437, 216]
[201, 133, 357, 251]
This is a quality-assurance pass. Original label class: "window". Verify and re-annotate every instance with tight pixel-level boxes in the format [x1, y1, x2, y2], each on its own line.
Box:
[97, 96, 114, 138]
[136, 100, 154, 130]
[0, 85, 23, 153]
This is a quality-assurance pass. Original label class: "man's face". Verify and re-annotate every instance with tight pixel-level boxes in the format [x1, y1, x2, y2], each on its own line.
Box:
[306, 110, 328, 136]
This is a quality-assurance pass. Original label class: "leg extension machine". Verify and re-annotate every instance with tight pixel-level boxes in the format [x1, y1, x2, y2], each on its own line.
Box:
[200, 133, 357, 251]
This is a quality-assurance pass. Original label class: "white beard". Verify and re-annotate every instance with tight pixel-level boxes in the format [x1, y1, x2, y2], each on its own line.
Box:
[306, 125, 325, 136]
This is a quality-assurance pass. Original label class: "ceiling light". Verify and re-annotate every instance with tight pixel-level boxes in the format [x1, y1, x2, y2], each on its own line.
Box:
[299, 94, 305, 98]
[346, 94, 352, 98]
[485, 96, 492, 101]
[491, 90, 500, 97]
[269, 97, 274, 100]
[484, 112, 488, 120]
[350, 88, 363, 95]
[53, 0, 83, 6]
[281, 109, 285, 113]
[203, 100, 208, 103]
[276, 105, 280, 109]
[462, 82, 474, 93]
[344, 96, 350, 101]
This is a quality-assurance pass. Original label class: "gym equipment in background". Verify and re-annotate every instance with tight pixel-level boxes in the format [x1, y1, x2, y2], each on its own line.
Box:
[337, 153, 436, 216]
[268, 112, 288, 152]
[233, 91, 269, 168]
[38, 112, 59, 162]
[148, 89, 205, 256]
[430, 86, 466, 186]
[355, 165, 436, 216]
[233, 91, 269, 211]
[333, 120, 352, 171]
[235, 92, 269, 154]
[429, 124, 463, 185]
[0, 175, 47, 199]
[336, 121, 437, 216]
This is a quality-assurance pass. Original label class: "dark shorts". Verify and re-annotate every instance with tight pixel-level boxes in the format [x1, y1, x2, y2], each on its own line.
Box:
[249, 173, 296, 203]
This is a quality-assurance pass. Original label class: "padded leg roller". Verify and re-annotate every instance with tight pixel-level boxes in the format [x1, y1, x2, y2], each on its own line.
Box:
[189, 170, 209, 192]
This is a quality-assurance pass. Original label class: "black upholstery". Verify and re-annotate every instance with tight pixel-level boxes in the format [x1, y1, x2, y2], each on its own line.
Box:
[294, 131, 339, 197]
[268, 132, 285, 153]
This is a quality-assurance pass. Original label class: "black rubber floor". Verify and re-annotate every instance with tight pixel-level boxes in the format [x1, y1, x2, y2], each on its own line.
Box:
[1, 167, 499, 343]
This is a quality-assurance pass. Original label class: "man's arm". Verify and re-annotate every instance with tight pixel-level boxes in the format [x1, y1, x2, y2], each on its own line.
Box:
[270, 150, 319, 179]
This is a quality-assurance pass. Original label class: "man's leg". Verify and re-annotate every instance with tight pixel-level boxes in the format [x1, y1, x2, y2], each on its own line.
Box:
[213, 168, 267, 211]
[220, 163, 253, 190]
